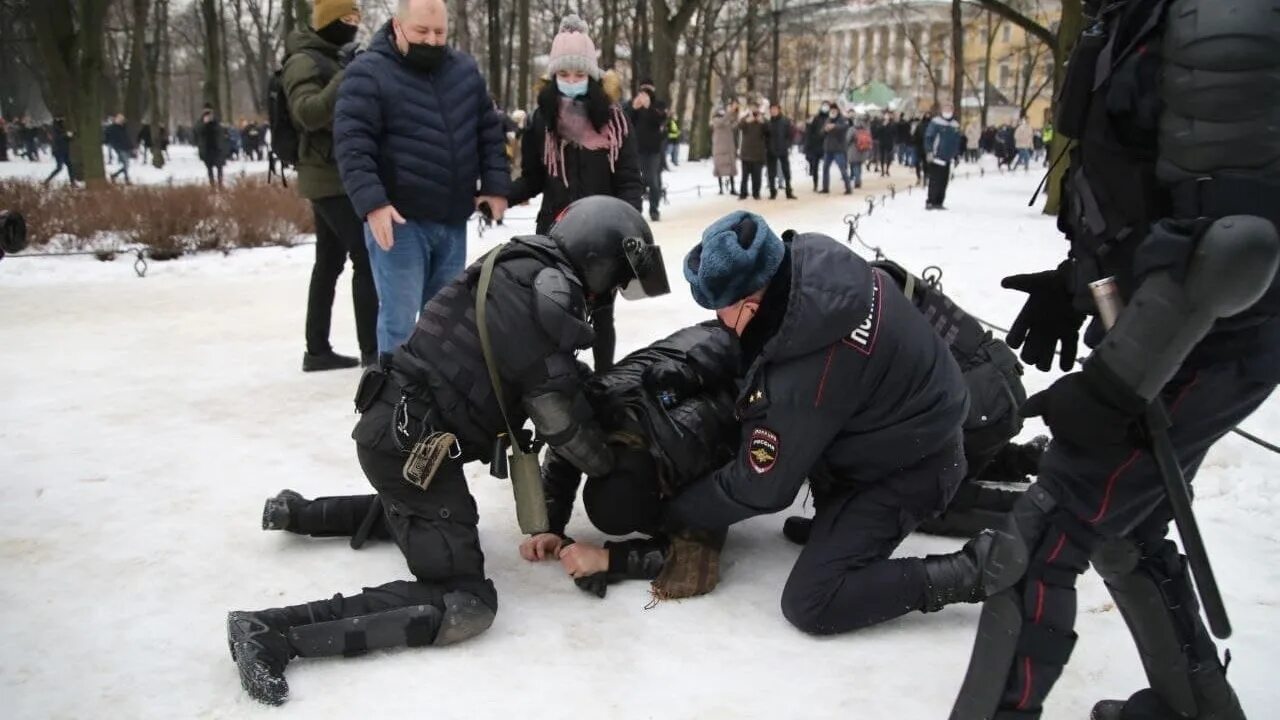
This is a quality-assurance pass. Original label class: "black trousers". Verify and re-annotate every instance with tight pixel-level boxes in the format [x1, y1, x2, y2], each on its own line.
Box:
[206, 163, 224, 187]
[806, 153, 821, 190]
[271, 400, 498, 629]
[927, 162, 950, 206]
[638, 152, 663, 214]
[780, 436, 965, 635]
[877, 144, 894, 173]
[767, 153, 792, 193]
[739, 160, 763, 198]
[986, 362, 1273, 716]
[306, 194, 378, 357]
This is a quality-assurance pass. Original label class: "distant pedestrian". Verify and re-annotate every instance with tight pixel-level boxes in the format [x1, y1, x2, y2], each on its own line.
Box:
[710, 107, 738, 195]
[766, 103, 796, 199]
[1013, 117, 1033, 170]
[820, 105, 851, 194]
[43, 118, 76, 186]
[923, 103, 961, 210]
[627, 80, 667, 221]
[737, 106, 768, 200]
[105, 114, 133, 184]
[196, 108, 229, 187]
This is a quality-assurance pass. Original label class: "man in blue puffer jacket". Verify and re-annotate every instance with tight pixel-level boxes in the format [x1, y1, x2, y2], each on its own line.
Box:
[923, 101, 961, 210]
[335, 0, 510, 360]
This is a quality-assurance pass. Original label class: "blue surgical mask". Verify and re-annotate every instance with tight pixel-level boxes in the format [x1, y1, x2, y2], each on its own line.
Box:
[557, 78, 589, 98]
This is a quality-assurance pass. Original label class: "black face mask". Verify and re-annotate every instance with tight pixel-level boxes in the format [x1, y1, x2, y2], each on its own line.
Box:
[402, 38, 446, 73]
[317, 19, 358, 47]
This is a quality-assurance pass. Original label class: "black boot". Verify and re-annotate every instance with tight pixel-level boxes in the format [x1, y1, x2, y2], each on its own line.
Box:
[227, 610, 293, 706]
[920, 532, 994, 612]
[1091, 666, 1245, 720]
[302, 350, 360, 372]
[262, 489, 304, 531]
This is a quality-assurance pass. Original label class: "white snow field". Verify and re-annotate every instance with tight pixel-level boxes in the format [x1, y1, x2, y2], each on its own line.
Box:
[2, 156, 1279, 719]
[0, 144, 272, 187]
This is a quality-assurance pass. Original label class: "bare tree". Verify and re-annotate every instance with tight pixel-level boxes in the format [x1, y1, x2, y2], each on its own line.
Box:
[890, 3, 947, 108]
[951, 0, 963, 113]
[517, 0, 531, 108]
[199, 0, 222, 116]
[149, 0, 170, 167]
[31, 0, 112, 183]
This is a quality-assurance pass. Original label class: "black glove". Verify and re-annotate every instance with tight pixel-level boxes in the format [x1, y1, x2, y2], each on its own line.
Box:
[574, 573, 609, 599]
[1021, 360, 1147, 451]
[1002, 260, 1086, 372]
[642, 360, 701, 404]
[337, 41, 363, 68]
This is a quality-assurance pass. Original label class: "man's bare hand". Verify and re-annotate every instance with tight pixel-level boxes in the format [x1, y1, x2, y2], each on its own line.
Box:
[559, 541, 609, 579]
[476, 195, 507, 222]
[367, 204, 406, 251]
[519, 533, 563, 561]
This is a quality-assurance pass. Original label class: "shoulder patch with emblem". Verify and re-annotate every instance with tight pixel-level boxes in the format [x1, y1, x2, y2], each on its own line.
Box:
[748, 427, 780, 474]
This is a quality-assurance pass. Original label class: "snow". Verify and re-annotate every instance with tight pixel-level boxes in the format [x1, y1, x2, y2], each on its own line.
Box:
[2, 154, 1278, 719]
[0, 144, 272, 187]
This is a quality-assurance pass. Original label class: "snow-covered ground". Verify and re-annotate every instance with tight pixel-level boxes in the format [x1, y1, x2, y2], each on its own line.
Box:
[2, 156, 1278, 719]
[0, 144, 272, 186]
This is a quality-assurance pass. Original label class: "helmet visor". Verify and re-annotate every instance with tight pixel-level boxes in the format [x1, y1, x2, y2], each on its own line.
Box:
[619, 236, 670, 300]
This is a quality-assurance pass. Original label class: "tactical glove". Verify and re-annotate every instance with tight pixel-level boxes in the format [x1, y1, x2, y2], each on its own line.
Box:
[1002, 260, 1086, 372]
[1021, 360, 1147, 451]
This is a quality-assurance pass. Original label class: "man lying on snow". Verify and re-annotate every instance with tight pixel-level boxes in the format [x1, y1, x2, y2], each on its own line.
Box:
[522, 258, 1044, 598]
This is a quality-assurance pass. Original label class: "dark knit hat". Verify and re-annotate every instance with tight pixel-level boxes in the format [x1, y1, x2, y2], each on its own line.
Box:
[684, 211, 784, 309]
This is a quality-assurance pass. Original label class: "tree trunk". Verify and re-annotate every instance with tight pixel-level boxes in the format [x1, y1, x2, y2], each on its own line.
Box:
[485, 0, 501, 100]
[650, 0, 700, 104]
[688, 1, 717, 161]
[219, 0, 234, 121]
[283, 0, 295, 35]
[633, 0, 650, 93]
[200, 0, 222, 117]
[454, 0, 472, 54]
[744, 0, 756, 94]
[951, 0, 963, 114]
[981, 13, 995, 129]
[599, 0, 617, 69]
[31, 0, 110, 184]
[1044, 0, 1081, 215]
[150, 0, 169, 168]
[502, 2, 516, 107]
[517, 0, 531, 109]
[124, 0, 150, 143]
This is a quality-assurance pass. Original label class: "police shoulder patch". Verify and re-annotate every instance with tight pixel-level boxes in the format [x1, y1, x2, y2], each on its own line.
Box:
[748, 426, 780, 474]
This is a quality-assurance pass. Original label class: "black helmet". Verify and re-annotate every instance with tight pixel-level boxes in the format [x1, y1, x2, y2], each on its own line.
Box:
[548, 196, 670, 301]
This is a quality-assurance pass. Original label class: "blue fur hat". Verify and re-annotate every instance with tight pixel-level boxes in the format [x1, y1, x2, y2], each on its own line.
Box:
[683, 211, 785, 309]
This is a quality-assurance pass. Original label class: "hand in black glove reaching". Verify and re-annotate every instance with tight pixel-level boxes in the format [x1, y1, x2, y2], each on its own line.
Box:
[1021, 360, 1148, 451]
[1003, 261, 1086, 372]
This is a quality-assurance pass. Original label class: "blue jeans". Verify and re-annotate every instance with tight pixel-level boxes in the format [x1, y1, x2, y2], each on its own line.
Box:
[822, 152, 850, 192]
[668, 141, 680, 166]
[1014, 148, 1031, 169]
[363, 218, 467, 354]
[848, 158, 862, 187]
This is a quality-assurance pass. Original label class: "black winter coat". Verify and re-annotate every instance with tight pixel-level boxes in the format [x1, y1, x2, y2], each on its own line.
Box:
[767, 116, 793, 157]
[667, 234, 969, 529]
[627, 101, 666, 155]
[509, 79, 645, 235]
[542, 323, 740, 534]
[196, 119, 228, 166]
[334, 21, 510, 221]
[804, 115, 826, 159]
[360, 236, 609, 472]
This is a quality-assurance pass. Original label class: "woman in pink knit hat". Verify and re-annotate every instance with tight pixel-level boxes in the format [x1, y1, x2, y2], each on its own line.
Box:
[508, 14, 645, 371]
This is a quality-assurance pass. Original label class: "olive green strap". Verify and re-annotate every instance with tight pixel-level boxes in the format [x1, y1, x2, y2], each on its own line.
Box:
[475, 245, 528, 459]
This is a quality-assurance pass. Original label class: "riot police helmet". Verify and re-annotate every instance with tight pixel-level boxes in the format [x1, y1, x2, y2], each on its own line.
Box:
[548, 196, 670, 301]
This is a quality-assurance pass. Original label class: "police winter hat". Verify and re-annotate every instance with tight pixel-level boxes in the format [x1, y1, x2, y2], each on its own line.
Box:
[546, 15, 601, 80]
[312, 0, 358, 30]
[684, 211, 784, 309]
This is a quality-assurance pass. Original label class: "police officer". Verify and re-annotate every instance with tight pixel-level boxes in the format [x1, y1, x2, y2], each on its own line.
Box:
[225, 196, 669, 705]
[948, 1, 1280, 718]
[664, 210, 990, 635]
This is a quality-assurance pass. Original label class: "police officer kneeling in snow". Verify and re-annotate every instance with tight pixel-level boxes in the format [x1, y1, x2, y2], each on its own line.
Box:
[664, 211, 995, 635]
[948, 2, 1280, 718]
[225, 196, 669, 705]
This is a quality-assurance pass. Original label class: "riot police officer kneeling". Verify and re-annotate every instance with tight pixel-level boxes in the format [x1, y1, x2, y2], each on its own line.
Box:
[225, 195, 669, 705]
